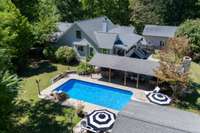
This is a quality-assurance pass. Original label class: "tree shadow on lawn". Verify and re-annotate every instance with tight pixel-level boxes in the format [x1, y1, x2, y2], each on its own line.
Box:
[175, 82, 200, 113]
[19, 60, 57, 77]
[13, 100, 79, 133]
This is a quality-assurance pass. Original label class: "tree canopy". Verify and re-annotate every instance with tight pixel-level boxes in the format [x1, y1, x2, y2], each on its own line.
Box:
[129, 0, 200, 32]
[176, 19, 200, 61]
[155, 37, 190, 99]
[0, 0, 33, 71]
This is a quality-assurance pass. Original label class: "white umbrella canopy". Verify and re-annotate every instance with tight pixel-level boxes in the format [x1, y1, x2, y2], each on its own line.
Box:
[146, 92, 171, 105]
[87, 109, 116, 132]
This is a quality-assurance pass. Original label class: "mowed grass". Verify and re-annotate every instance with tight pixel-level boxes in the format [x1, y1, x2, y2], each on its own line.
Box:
[18, 61, 77, 101]
[190, 62, 200, 83]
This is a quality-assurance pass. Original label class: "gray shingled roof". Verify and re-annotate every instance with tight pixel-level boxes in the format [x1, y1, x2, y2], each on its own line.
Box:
[118, 33, 143, 49]
[75, 16, 116, 44]
[112, 101, 200, 133]
[109, 25, 135, 34]
[89, 54, 159, 76]
[95, 32, 118, 49]
[57, 22, 72, 32]
[95, 30, 142, 50]
[57, 17, 142, 51]
[143, 25, 177, 37]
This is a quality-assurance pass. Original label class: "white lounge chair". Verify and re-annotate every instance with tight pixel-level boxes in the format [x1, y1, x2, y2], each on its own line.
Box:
[145, 86, 160, 95]
[80, 120, 97, 133]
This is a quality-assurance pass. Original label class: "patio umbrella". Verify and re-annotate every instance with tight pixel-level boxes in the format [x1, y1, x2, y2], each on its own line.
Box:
[87, 109, 116, 132]
[146, 92, 171, 105]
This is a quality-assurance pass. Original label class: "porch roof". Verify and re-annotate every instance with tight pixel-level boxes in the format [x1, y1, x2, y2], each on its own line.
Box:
[89, 54, 159, 77]
[73, 39, 89, 46]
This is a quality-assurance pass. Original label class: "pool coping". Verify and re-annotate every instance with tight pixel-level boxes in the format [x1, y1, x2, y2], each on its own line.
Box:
[40, 74, 149, 113]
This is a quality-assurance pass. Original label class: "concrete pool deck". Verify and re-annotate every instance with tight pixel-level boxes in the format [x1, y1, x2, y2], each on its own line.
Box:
[40, 73, 149, 114]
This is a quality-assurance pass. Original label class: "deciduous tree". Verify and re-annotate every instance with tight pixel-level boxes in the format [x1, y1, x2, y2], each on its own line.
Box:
[155, 37, 190, 99]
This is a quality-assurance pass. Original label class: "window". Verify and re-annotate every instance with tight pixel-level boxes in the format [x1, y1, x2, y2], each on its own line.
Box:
[76, 30, 81, 39]
[77, 46, 84, 52]
[160, 41, 165, 47]
[101, 48, 109, 54]
[90, 47, 94, 56]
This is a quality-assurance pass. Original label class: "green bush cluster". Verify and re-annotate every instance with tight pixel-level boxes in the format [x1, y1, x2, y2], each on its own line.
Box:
[43, 46, 77, 64]
[43, 45, 57, 60]
[77, 62, 94, 75]
[55, 46, 77, 64]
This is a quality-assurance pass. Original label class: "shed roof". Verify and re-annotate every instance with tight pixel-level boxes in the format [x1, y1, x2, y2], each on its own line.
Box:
[109, 25, 135, 34]
[89, 54, 159, 76]
[112, 101, 200, 133]
[143, 25, 177, 37]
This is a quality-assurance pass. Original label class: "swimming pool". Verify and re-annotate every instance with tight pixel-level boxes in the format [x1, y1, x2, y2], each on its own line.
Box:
[55, 79, 133, 110]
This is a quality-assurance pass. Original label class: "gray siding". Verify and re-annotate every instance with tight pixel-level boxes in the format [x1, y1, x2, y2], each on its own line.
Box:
[144, 35, 168, 48]
[57, 24, 97, 57]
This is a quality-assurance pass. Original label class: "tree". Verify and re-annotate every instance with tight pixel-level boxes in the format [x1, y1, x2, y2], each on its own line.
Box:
[11, 0, 39, 22]
[160, 0, 200, 25]
[129, 0, 164, 32]
[0, 71, 20, 133]
[129, 0, 200, 32]
[31, 0, 59, 45]
[56, 0, 84, 22]
[155, 37, 190, 100]
[81, 0, 130, 25]
[176, 19, 200, 61]
[0, 0, 33, 71]
[11, 0, 59, 46]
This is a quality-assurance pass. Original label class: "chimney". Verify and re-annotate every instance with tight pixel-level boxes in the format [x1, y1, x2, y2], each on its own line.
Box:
[102, 18, 108, 32]
[182, 56, 192, 72]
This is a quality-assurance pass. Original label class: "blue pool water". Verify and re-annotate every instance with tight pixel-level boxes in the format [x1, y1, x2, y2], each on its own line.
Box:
[55, 79, 133, 110]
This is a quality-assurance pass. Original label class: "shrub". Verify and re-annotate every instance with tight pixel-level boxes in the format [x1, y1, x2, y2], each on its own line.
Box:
[42, 45, 57, 60]
[77, 62, 94, 75]
[57, 92, 69, 102]
[55, 46, 77, 64]
[76, 103, 85, 118]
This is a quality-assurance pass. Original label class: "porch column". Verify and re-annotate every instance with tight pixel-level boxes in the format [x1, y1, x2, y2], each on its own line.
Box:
[124, 71, 127, 85]
[156, 78, 159, 86]
[109, 68, 111, 82]
[136, 74, 139, 88]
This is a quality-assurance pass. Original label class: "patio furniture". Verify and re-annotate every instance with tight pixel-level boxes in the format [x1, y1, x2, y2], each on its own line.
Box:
[50, 90, 69, 102]
[144, 86, 160, 95]
[80, 120, 97, 133]
[86, 109, 116, 133]
[146, 92, 171, 105]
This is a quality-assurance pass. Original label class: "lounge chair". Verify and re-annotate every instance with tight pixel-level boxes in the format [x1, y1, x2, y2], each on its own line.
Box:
[145, 86, 160, 95]
[80, 120, 97, 133]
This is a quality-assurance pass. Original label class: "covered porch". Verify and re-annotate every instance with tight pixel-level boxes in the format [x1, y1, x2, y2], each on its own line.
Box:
[73, 39, 94, 58]
[89, 54, 160, 90]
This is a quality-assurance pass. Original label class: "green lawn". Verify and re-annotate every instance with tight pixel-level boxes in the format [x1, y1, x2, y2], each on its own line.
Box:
[18, 60, 77, 101]
[15, 60, 80, 133]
